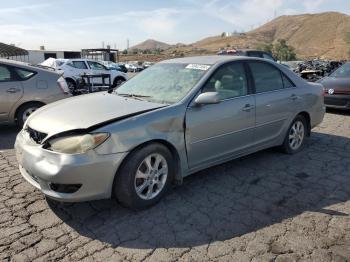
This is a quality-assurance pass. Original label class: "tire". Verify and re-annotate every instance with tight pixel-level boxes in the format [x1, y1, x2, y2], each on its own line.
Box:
[112, 77, 125, 88]
[114, 143, 174, 210]
[66, 78, 76, 92]
[281, 115, 307, 154]
[16, 102, 43, 127]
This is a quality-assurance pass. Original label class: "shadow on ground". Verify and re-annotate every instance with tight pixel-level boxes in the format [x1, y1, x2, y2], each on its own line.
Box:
[48, 131, 350, 249]
[0, 124, 20, 150]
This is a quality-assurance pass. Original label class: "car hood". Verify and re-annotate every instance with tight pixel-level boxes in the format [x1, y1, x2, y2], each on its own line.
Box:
[319, 77, 350, 89]
[26, 92, 164, 137]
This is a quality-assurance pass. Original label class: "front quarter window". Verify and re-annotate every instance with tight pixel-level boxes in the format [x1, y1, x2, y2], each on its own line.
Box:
[115, 63, 210, 104]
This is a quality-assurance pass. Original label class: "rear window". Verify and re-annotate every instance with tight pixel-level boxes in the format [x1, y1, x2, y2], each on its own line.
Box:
[71, 61, 88, 69]
[14, 68, 36, 80]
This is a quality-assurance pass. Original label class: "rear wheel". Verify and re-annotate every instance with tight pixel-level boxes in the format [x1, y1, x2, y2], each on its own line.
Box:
[281, 115, 307, 154]
[114, 143, 174, 209]
[112, 77, 125, 88]
[66, 78, 76, 92]
[16, 102, 43, 127]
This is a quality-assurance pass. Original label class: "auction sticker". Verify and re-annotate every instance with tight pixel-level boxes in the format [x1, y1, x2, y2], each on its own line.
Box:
[186, 64, 211, 70]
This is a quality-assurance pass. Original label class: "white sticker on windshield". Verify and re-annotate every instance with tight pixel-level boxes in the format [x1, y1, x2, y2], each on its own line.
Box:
[186, 64, 211, 70]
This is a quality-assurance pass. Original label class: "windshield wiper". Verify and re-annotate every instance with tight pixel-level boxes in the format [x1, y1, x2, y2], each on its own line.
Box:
[117, 93, 151, 101]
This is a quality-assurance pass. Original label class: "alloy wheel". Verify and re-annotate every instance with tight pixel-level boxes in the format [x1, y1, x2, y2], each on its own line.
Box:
[134, 153, 168, 200]
[288, 120, 305, 150]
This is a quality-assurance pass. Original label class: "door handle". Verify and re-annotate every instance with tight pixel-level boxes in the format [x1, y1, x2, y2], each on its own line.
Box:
[242, 104, 255, 112]
[289, 94, 299, 100]
[6, 88, 20, 93]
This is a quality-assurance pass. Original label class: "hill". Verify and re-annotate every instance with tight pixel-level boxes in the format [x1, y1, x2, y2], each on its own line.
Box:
[169, 12, 350, 60]
[130, 39, 171, 51]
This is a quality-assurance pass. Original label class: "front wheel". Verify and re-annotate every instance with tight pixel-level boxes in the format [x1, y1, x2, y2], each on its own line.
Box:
[114, 143, 174, 209]
[281, 115, 307, 154]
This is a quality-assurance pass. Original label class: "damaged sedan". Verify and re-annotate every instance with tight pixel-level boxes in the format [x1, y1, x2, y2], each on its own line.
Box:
[15, 56, 325, 209]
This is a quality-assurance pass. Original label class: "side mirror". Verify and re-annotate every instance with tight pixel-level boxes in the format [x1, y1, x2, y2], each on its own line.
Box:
[194, 92, 220, 105]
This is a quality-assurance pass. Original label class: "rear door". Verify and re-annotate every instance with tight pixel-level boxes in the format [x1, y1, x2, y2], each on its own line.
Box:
[185, 62, 255, 169]
[248, 61, 298, 145]
[0, 64, 23, 122]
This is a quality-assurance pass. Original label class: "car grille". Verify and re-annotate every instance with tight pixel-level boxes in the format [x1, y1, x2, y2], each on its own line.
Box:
[324, 97, 348, 106]
[26, 127, 47, 144]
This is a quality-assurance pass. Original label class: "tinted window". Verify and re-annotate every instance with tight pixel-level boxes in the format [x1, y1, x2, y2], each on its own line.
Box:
[203, 63, 248, 100]
[247, 51, 263, 58]
[249, 62, 283, 93]
[72, 61, 88, 69]
[88, 61, 106, 70]
[0, 65, 13, 82]
[262, 53, 275, 61]
[14, 68, 35, 80]
[282, 74, 295, 88]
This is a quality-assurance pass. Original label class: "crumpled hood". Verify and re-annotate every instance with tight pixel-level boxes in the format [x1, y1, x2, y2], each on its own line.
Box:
[26, 92, 164, 137]
[319, 77, 350, 89]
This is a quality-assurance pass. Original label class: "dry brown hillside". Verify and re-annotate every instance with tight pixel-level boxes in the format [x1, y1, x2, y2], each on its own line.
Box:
[180, 12, 350, 60]
[130, 39, 171, 51]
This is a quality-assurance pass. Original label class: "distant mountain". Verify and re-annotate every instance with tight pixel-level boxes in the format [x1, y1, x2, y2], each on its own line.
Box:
[130, 39, 171, 51]
[187, 12, 350, 59]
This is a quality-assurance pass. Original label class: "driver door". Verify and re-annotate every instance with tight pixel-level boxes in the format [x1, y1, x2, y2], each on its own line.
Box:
[185, 62, 255, 169]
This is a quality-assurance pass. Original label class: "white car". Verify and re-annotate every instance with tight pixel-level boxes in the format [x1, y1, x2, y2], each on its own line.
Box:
[41, 58, 128, 90]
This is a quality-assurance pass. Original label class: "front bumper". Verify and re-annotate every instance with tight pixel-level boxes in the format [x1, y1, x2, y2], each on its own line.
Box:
[15, 130, 127, 202]
[324, 95, 350, 109]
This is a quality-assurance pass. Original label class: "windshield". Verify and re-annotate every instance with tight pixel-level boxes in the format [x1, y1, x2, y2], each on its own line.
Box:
[115, 63, 210, 104]
[330, 63, 350, 78]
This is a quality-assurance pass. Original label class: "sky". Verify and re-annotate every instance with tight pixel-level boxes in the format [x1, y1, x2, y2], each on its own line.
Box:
[1, 0, 350, 51]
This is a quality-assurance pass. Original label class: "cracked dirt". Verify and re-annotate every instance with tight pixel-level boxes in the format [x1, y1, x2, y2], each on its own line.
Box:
[0, 111, 350, 261]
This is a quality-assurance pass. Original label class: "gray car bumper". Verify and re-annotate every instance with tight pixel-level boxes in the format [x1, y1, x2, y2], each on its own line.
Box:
[15, 130, 127, 202]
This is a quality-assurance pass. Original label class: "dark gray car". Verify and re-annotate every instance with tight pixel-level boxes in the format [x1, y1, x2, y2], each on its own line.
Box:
[15, 56, 325, 209]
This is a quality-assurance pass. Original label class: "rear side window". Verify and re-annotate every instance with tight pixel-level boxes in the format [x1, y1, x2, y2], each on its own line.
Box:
[282, 74, 295, 88]
[0, 65, 12, 82]
[71, 61, 88, 69]
[14, 68, 36, 80]
[249, 62, 284, 93]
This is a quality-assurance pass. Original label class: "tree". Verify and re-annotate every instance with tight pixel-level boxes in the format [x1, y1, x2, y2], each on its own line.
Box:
[256, 43, 273, 53]
[272, 39, 296, 61]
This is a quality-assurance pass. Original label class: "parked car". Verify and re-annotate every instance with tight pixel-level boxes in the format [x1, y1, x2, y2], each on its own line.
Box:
[0, 59, 70, 127]
[217, 49, 276, 61]
[318, 62, 350, 109]
[15, 56, 325, 209]
[41, 58, 128, 91]
[125, 62, 143, 72]
[101, 61, 128, 73]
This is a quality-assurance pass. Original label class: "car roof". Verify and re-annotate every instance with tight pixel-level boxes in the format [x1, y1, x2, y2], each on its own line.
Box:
[0, 58, 58, 74]
[160, 55, 272, 65]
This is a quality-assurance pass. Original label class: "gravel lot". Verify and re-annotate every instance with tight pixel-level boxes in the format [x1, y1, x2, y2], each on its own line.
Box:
[0, 111, 350, 262]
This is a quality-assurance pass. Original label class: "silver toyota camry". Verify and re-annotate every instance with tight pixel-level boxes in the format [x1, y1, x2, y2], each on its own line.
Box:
[15, 56, 325, 209]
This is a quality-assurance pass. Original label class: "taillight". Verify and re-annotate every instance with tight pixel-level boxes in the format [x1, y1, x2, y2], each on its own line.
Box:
[57, 77, 69, 95]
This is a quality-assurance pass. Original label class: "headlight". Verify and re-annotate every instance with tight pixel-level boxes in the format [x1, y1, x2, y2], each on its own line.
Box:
[48, 133, 109, 154]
